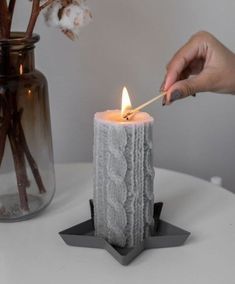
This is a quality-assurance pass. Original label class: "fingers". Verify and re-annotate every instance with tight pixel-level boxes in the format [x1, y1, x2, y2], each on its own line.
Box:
[160, 32, 213, 106]
[163, 39, 202, 91]
[164, 72, 212, 104]
[161, 31, 235, 105]
[161, 32, 210, 92]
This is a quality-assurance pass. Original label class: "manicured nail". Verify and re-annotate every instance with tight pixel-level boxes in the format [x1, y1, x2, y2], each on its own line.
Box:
[162, 94, 166, 106]
[170, 90, 183, 103]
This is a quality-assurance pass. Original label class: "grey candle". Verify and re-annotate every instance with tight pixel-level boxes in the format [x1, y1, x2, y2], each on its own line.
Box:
[93, 90, 155, 248]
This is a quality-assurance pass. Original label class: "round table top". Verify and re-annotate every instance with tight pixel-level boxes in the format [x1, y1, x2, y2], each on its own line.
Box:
[0, 163, 234, 284]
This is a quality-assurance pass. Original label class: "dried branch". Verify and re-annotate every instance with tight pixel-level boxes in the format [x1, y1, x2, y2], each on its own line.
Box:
[8, 0, 16, 33]
[0, 0, 10, 38]
[26, 0, 41, 38]
[14, 109, 30, 188]
[19, 121, 46, 194]
[8, 109, 30, 212]
[8, 130, 29, 212]
[40, 0, 55, 10]
[26, 0, 56, 38]
[0, 97, 10, 166]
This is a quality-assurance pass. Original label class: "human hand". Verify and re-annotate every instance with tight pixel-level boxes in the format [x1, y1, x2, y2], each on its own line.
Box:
[161, 31, 235, 105]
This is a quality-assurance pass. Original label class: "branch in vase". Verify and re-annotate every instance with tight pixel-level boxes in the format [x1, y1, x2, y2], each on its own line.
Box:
[8, 128, 29, 212]
[0, 95, 11, 166]
[7, 108, 32, 211]
[26, 0, 41, 38]
[15, 109, 30, 188]
[19, 120, 46, 194]
[8, 0, 16, 33]
[26, 0, 57, 37]
[0, 0, 10, 38]
[7, 101, 46, 195]
[1, 95, 46, 211]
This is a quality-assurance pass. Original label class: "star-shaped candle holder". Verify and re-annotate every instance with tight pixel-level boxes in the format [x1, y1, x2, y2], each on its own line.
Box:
[59, 201, 190, 265]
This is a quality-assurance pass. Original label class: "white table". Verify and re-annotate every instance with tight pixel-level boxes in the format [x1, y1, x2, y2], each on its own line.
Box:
[0, 163, 234, 284]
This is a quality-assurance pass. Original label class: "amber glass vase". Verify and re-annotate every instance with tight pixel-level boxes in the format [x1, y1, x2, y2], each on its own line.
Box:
[0, 33, 55, 222]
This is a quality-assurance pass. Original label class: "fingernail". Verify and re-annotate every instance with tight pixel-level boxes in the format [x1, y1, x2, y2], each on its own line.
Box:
[192, 93, 196, 97]
[162, 94, 166, 106]
[170, 90, 183, 103]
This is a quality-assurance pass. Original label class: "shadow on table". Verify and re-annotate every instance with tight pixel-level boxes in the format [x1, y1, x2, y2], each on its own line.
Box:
[42, 165, 93, 217]
[159, 181, 230, 233]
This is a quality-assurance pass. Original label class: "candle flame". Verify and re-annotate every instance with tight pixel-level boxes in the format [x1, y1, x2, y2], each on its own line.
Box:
[121, 86, 132, 117]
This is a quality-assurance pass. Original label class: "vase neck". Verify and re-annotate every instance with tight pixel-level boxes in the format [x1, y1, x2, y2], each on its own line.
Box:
[0, 48, 35, 76]
[0, 33, 39, 76]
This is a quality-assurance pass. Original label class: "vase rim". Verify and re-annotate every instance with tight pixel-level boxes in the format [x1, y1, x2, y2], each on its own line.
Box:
[0, 32, 40, 46]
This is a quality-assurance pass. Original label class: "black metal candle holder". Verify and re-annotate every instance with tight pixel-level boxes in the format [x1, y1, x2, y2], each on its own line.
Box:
[59, 200, 190, 265]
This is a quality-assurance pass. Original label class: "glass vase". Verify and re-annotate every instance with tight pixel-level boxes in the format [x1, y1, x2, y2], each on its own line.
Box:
[0, 32, 55, 222]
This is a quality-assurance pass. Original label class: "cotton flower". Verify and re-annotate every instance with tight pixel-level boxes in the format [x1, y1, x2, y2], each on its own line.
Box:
[44, 0, 92, 40]
[44, 1, 62, 27]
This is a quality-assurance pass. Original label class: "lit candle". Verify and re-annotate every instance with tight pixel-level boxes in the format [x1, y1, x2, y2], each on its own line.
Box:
[93, 87, 155, 248]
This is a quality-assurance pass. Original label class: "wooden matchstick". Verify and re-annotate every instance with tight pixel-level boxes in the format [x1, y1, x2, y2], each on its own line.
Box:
[123, 91, 167, 119]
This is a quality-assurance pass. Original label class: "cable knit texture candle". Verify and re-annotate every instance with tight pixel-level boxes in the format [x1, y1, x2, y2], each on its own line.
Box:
[93, 110, 155, 248]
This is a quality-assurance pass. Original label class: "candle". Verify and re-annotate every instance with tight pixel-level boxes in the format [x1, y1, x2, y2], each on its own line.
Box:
[93, 87, 155, 248]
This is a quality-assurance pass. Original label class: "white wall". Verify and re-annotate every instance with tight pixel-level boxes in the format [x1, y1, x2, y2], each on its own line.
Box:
[13, 0, 235, 191]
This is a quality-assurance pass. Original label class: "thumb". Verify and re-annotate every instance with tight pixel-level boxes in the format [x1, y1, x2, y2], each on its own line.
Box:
[165, 73, 211, 105]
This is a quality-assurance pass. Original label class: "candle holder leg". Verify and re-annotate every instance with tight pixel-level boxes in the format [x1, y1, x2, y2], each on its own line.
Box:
[59, 200, 190, 266]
